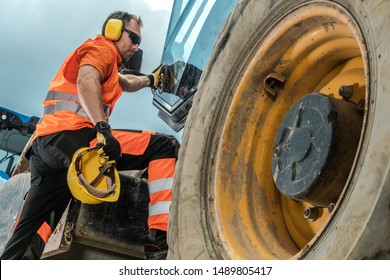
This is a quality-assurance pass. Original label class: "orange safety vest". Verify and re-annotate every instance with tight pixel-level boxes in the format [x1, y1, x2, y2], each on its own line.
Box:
[36, 35, 123, 137]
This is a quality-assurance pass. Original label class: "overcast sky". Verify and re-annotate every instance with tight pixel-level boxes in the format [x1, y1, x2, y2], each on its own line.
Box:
[0, 0, 182, 138]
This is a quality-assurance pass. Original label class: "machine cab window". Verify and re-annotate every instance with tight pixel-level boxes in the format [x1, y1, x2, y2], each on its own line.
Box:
[152, 0, 238, 132]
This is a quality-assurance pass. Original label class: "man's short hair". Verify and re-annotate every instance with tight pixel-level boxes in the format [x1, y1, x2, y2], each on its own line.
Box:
[102, 11, 143, 35]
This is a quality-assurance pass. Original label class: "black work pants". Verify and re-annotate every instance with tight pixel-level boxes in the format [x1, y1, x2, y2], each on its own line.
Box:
[0, 128, 179, 260]
[0, 128, 95, 259]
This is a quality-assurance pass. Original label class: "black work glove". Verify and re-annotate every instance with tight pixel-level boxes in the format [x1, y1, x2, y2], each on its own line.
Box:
[95, 121, 121, 161]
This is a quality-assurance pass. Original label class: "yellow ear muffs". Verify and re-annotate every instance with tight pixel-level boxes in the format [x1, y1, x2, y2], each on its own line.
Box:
[104, 19, 124, 41]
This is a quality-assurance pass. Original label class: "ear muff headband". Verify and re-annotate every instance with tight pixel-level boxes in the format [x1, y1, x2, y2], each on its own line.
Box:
[104, 18, 124, 41]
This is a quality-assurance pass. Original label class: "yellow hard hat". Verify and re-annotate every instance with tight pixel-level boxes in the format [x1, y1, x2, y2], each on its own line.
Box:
[67, 147, 120, 204]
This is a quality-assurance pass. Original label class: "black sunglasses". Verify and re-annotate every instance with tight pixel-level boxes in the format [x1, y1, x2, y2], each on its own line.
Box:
[123, 28, 141, 46]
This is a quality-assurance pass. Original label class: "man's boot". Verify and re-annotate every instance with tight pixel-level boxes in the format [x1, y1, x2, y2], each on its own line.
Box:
[144, 229, 168, 260]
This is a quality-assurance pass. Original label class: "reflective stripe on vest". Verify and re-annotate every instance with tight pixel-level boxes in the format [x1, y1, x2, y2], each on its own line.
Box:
[43, 102, 89, 118]
[149, 201, 171, 216]
[46, 90, 80, 102]
[43, 90, 111, 117]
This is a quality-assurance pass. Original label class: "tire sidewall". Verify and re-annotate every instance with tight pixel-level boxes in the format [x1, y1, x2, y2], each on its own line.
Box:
[169, 0, 390, 259]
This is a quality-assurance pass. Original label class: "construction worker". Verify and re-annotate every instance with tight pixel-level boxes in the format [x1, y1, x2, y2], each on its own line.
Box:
[0, 11, 179, 260]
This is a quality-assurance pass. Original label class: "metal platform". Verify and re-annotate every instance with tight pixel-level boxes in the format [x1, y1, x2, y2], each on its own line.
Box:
[0, 172, 150, 260]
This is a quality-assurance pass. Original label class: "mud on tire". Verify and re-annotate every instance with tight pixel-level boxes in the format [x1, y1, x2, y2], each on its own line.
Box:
[168, 0, 390, 259]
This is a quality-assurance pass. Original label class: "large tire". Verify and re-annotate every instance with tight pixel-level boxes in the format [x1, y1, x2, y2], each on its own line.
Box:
[168, 0, 390, 259]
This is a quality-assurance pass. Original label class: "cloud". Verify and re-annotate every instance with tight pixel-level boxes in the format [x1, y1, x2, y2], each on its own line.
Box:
[143, 0, 174, 12]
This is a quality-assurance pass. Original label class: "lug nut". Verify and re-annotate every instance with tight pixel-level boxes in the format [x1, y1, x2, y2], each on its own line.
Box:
[304, 207, 319, 221]
[339, 85, 354, 100]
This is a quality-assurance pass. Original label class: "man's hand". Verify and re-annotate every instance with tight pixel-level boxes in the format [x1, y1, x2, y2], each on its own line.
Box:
[147, 64, 163, 89]
[147, 64, 177, 92]
[95, 122, 121, 161]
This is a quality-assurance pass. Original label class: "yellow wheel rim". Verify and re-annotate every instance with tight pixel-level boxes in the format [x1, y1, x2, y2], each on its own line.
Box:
[209, 2, 367, 259]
